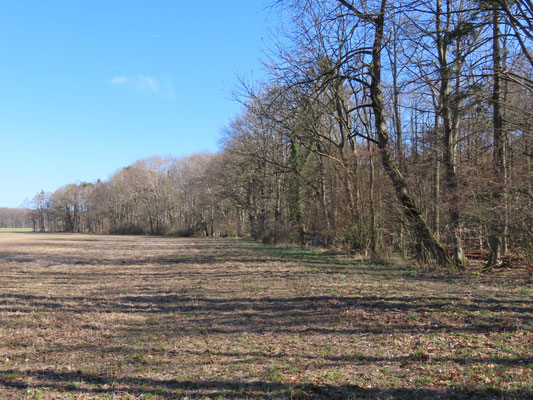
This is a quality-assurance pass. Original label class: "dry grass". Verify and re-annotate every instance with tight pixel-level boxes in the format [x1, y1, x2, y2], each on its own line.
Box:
[0, 233, 531, 399]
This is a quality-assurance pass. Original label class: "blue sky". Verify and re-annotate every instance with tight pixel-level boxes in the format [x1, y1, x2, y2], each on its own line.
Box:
[0, 1, 274, 207]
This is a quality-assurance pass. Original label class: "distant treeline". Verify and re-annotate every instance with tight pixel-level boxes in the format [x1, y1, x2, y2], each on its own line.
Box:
[27, 0, 532, 269]
[0, 208, 31, 229]
[28, 155, 225, 238]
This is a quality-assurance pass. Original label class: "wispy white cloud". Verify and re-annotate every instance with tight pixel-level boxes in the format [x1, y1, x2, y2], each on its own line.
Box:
[143, 76, 159, 93]
[109, 75, 174, 98]
[110, 76, 128, 85]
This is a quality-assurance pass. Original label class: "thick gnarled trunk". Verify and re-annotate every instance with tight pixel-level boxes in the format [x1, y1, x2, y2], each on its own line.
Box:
[368, 0, 450, 267]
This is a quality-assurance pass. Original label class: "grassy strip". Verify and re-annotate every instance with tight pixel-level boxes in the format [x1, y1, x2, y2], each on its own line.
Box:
[0, 228, 32, 233]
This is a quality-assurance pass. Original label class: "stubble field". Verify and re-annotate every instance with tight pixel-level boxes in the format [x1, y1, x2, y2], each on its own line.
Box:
[0, 233, 531, 399]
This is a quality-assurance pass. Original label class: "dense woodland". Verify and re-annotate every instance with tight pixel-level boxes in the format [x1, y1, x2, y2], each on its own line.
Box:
[9, 0, 532, 269]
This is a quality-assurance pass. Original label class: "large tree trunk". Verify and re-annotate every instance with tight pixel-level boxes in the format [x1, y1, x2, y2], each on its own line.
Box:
[368, 0, 450, 267]
[368, 141, 377, 256]
[487, 6, 505, 269]
[433, 114, 441, 241]
[318, 156, 332, 231]
[436, 0, 466, 269]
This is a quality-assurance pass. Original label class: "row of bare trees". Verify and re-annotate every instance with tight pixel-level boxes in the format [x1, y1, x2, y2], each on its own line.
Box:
[28, 155, 220, 237]
[27, 0, 531, 269]
[0, 208, 31, 228]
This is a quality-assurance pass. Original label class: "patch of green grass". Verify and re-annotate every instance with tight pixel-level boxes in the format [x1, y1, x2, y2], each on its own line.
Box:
[375, 348, 385, 357]
[415, 375, 434, 385]
[318, 346, 333, 357]
[321, 370, 343, 384]
[409, 313, 421, 321]
[343, 353, 356, 361]
[265, 365, 283, 382]
[413, 348, 429, 360]
[0, 227, 32, 232]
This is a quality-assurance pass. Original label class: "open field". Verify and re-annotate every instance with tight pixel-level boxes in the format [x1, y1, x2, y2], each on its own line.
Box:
[0, 234, 531, 399]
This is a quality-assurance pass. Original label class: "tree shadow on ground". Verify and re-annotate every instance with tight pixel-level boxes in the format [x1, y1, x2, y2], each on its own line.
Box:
[0, 369, 529, 399]
[1, 236, 532, 398]
[2, 292, 531, 335]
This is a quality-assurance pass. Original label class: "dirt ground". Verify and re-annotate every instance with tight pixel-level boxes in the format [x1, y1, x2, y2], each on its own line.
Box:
[0, 233, 531, 399]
